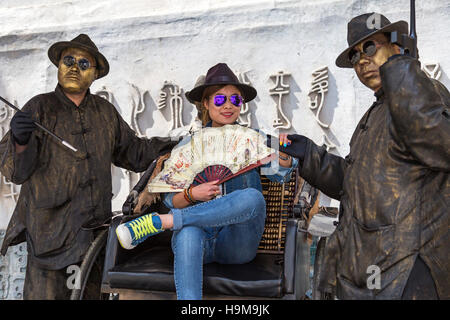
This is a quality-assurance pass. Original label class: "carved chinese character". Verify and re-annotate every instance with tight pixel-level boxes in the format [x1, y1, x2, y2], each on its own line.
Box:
[321, 134, 337, 152]
[308, 66, 329, 128]
[0, 102, 11, 123]
[0, 99, 16, 138]
[130, 84, 146, 138]
[269, 71, 291, 129]
[2, 176, 19, 203]
[125, 169, 143, 195]
[95, 85, 114, 104]
[0, 230, 10, 299]
[158, 81, 184, 131]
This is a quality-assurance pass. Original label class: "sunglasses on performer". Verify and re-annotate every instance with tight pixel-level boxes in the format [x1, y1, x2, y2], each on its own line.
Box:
[349, 40, 387, 66]
[213, 94, 244, 107]
[62, 55, 96, 71]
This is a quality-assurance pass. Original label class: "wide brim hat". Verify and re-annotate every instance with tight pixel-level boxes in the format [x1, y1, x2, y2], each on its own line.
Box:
[48, 34, 110, 79]
[336, 13, 408, 68]
[186, 63, 257, 103]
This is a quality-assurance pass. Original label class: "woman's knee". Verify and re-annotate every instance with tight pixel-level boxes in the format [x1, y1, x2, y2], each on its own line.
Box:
[234, 188, 266, 214]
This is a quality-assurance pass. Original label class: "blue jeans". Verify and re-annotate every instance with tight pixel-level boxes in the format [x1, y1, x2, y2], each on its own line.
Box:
[170, 188, 266, 300]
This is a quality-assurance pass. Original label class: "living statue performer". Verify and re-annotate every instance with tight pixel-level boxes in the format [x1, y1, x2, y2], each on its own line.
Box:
[0, 34, 178, 299]
[279, 12, 449, 299]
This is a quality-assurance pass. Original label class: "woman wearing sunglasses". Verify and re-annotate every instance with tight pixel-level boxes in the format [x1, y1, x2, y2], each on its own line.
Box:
[116, 63, 297, 300]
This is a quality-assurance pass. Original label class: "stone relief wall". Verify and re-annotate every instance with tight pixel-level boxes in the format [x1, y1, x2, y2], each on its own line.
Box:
[0, 0, 448, 299]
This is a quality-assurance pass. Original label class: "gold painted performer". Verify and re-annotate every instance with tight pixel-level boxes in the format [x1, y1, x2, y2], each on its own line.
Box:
[0, 34, 177, 299]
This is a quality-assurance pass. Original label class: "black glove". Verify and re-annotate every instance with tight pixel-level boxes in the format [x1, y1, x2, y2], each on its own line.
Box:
[10, 111, 36, 145]
[153, 136, 182, 156]
[279, 134, 308, 162]
[122, 190, 139, 216]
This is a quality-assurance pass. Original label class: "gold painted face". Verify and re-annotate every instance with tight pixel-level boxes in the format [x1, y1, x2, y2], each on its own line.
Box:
[203, 85, 242, 127]
[57, 47, 98, 94]
[352, 33, 400, 92]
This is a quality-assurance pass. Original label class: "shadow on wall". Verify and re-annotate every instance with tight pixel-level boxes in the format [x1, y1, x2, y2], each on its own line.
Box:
[285, 75, 301, 134]
[321, 71, 338, 127]
[437, 69, 450, 92]
[316, 70, 342, 156]
[247, 98, 260, 130]
[0, 70, 7, 125]
[110, 90, 126, 200]
[111, 165, 126, 201]
[305, 67, 338, 130]
[141, 89, 156, 135]
[321, 128, 342, 157]
[106, 87, 128, 201]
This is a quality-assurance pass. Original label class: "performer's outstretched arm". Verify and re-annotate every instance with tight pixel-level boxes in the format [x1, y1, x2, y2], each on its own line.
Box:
[280, 134, 345, 200]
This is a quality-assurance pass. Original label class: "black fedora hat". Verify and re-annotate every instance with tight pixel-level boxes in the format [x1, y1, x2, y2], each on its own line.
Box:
[186, 63, 257, 103]
[336, 13, 408, 68]
[48, 34, 110, 79]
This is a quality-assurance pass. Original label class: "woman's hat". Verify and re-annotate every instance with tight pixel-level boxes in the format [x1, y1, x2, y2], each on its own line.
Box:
[186, 63, 257, 103]
[336, 13, 408, 68]
[48, 34, 110, 79]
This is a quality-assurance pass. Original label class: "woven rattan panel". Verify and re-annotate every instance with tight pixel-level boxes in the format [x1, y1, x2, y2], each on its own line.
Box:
[258, 170, 298, 254]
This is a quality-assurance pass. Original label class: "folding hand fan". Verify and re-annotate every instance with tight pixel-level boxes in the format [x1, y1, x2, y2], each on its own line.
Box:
[148, 124, 276, 193]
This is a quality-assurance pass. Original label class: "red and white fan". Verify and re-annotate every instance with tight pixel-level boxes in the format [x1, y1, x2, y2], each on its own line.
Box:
[148, 124, 276, 192]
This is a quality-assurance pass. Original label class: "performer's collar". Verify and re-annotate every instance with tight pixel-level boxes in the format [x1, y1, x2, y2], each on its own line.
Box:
[55, 84, 91, 108]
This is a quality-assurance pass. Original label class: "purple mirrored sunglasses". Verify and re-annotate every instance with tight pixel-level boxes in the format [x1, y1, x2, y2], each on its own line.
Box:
[213, 94, 244, 107]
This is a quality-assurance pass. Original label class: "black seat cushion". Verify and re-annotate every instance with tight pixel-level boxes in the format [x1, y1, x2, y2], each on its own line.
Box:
[108, 245, 285, 298]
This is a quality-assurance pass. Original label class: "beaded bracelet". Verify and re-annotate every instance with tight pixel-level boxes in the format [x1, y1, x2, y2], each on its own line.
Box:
[279, 153, 291, 161]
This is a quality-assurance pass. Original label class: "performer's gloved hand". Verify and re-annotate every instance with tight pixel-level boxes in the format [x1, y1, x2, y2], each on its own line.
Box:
[154, 136, 183, 155]
[279, 134, 308, 162]
[10, 111, 36, 145]
[122, 190, 139, 216]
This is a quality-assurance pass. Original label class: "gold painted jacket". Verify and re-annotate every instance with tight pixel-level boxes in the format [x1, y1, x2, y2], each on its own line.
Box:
[0, 85, 177, 269]
[300, 56, 449, 299]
